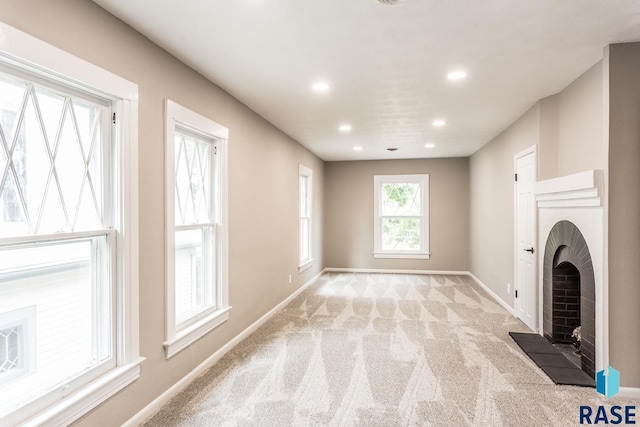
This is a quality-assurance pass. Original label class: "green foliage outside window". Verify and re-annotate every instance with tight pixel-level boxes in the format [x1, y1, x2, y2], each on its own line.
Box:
[381, 183, 421, 250]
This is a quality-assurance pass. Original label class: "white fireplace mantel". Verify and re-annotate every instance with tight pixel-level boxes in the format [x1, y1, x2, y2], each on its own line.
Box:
[535, 169, 604, 208]
[535, 169, 607, 372]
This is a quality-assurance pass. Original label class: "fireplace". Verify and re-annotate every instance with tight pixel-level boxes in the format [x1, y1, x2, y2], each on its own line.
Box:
[535, 170, 606, 378]
[542, 220, 596, 377]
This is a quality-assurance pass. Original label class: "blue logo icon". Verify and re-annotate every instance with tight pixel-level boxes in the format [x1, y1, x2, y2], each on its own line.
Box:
[596, 366, 620, 399]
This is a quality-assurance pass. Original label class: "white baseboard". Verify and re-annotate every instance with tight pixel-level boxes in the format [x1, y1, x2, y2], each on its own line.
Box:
[619, 387, 640, 399]
[464, 272, 517, 317]
[123, 269, 326, 427]
[325, 267, 469, 275]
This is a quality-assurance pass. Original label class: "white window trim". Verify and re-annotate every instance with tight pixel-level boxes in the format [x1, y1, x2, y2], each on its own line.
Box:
[164, 99, 230, 359]
[0, 22, 141, 427]
[373, 174, 430, 259]
[298, 164, 313, 273]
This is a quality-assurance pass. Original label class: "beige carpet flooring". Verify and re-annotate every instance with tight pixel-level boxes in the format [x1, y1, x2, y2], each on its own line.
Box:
[143, 273, 635, 426]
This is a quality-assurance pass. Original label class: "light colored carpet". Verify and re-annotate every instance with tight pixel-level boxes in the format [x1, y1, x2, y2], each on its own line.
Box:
[143, 273, 634, 426]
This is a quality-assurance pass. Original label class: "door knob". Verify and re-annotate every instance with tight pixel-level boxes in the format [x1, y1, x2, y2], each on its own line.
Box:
[524, 247, 535, 254]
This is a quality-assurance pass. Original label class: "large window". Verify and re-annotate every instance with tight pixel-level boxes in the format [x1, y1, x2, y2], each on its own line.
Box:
[299, 164, 313, 272]
[373, 174, 430, 259]
[0, 23, 139, 426]
[164, 100, 229, 358]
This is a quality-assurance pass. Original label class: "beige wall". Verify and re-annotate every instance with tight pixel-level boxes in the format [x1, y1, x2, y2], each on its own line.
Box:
[607, 42, 640, 387]
[469, 103, 541, 306]
[467, 52, 640, 387]
[469, 60, 606, 310]
[0, 0, 324, 425]
[538, 61, 606, 180]
[324, 158, 469, 271]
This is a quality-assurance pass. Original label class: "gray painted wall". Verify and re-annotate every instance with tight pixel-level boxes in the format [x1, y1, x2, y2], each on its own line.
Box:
[469, 103, 541, 307]
[538, 62, 606, 180]
[324, 158, 469, 271]
[0, 1, 324, 425]
[608, 42, 640, 387]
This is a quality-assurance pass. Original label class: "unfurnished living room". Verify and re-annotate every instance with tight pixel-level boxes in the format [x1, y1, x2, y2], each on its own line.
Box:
[1, 1, 640, 426]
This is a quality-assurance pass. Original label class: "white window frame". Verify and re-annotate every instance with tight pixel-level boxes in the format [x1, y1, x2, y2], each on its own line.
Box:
[298, 164, 313, 273]
[373, 174, 430, 259]
[164, 100, 229, 359]
[0, 22, 140, 427]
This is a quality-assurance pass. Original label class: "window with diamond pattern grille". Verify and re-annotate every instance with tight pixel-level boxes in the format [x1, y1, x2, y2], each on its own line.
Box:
[0, 70, 114, 418]
[174, 128, 216, 326]
[373, 174, 430, 259]
[0, 326, 21, 374]
[164, 99, 229, 358]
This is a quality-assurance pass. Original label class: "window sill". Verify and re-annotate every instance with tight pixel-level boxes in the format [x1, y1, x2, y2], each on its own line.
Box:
[164, 306, 232, 359]
[298, 259, 313, 273]
[373, 252, 431, 260]
[21, 358, 144, 427]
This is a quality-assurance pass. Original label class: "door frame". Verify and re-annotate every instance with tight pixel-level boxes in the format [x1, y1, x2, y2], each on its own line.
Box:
[513, 144, 538, 331]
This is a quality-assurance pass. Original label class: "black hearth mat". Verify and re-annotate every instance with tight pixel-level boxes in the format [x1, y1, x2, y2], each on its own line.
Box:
[509, 332, 594, 387]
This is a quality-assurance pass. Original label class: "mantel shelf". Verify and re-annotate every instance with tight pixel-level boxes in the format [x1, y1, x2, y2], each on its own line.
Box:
[535, 170, 603, 208]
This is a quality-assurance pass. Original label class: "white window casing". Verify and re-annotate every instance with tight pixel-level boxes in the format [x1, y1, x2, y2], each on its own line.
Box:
[0, 22, 140, 427]
[299, 164, 313, 273]
[373, 174, 430, 259]
[164, 99, 230, 359]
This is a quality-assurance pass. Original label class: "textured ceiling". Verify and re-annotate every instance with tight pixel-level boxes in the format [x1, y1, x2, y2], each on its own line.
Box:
[93, 0, 640, 161]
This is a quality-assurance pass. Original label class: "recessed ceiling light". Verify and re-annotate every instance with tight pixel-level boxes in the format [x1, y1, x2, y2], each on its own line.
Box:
[432, 119, 446, 127]
[311, 82, 330, 92]
[353, 146, 363, 151]
[339, 124, 352, 132]
[425, 143, 435, 148]
[447, 70, 468, 80]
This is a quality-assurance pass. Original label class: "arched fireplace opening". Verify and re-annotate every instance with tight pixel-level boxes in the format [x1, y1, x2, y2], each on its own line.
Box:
[543, 221, 596, 378]
[552, 260, 580, 344]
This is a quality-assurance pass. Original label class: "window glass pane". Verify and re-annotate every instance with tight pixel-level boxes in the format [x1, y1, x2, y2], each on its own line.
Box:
[300, 217, 310, 261]
[0, 80, 105, 237]
[380, 182, 421, 216]
[174, 131, 212, 226]
[382, 218, 421, 250]
[0, 237, 111, 416]
[175, 228, 214, 325]
[299, 176, 308, 217]
[0, 324, 22, 375]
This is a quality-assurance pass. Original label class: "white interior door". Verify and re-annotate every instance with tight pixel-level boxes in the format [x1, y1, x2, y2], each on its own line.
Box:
[515, 150, 537, 331]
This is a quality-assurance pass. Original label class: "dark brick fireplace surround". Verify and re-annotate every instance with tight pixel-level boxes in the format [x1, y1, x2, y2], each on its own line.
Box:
[543, 220, 596, 378]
